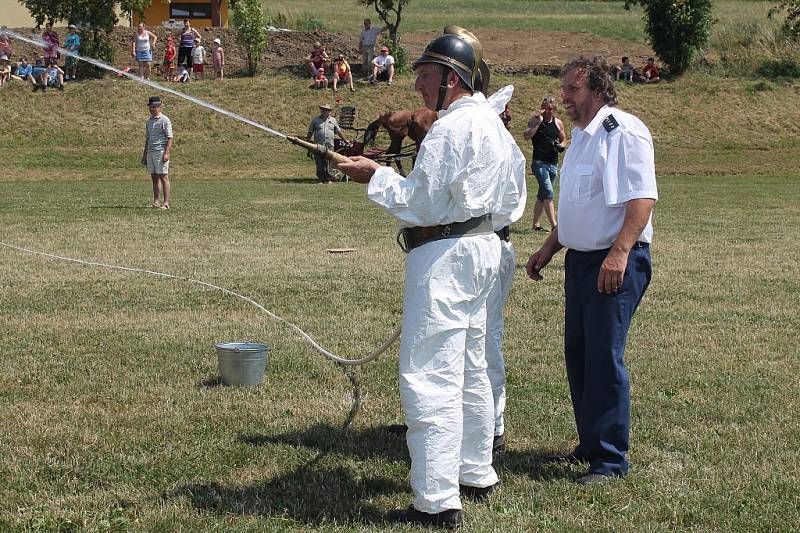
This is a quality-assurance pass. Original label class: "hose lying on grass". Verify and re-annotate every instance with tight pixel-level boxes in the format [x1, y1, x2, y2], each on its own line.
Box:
[0, 240, 401, 429]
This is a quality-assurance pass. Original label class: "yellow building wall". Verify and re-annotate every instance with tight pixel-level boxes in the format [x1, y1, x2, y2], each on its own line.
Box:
[133, 1, 229, 29]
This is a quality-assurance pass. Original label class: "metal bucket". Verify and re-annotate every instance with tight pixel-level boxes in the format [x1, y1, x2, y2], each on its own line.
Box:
[215, 342, 269, 386]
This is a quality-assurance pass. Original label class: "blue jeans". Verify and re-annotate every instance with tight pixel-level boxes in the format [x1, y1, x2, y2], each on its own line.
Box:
[532, 160, 557, 200]
[564, 243, 652, 477]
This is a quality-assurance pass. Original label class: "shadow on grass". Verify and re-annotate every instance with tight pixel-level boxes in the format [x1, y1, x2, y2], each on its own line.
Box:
[274, 177, 323, 185]
[86, 205, 152, 210]
[240, 423, 409, 462]
[498, 449, 581, 482]
[166, 454, 403, 526]
[198, 375, 224, 388]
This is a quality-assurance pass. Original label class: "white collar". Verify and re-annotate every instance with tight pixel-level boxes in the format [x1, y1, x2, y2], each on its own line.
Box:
[438, 91, 487, 119]
[578, 104, 613, 136]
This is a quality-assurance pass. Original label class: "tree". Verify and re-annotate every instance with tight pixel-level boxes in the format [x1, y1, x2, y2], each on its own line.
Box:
[19, 0, 150, 76]
[358, 0, 410, 50]
[624, 0, 714, 75]
[231, 0, 269, 76]
[769, 0, 800, 39]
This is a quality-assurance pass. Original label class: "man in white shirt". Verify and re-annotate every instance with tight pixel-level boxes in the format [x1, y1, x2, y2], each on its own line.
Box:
[370, 46, 395, 84]
[527, 56, 657, 485]
[358, 18, 387, 78]
[337, 28, 523, 528]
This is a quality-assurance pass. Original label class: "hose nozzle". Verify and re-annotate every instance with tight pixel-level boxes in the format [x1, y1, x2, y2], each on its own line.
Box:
[287, 136, 352, 165]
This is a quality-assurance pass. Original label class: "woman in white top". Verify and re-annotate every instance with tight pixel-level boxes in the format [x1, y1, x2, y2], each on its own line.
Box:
[130, 23, 157, 80]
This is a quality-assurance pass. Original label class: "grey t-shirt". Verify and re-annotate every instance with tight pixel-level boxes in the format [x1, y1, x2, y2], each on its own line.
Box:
[145, 114, 173, 152]
[307, 115, 341, 148]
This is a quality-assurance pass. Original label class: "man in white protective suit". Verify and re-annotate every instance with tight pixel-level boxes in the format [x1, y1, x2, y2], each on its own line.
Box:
[337, 28, 525, 529]
[384, 73, 528, 467]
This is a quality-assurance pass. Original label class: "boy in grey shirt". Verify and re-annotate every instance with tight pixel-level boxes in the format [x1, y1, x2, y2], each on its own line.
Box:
[142, 96, 174, 208]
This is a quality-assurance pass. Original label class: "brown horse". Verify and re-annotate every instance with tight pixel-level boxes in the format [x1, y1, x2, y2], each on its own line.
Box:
[366, 107, 437, 175]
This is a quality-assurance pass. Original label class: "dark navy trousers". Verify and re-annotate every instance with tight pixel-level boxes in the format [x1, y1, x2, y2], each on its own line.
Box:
[564, 243, 652, 477]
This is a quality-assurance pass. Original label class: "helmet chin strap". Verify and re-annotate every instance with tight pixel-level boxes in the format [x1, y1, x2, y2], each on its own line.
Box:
[435, 69, 449, 112]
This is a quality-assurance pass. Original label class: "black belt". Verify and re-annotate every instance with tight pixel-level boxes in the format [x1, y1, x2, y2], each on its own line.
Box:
[495, 226, 510, 242]
[397, 214, 494, 253]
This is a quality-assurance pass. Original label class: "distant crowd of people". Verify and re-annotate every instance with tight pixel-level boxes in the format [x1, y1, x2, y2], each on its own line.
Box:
[303, 18, 395, 92]
[131, 20, 225, 82]
[0, 19, 227, 92]
[1, 22, 78, 91]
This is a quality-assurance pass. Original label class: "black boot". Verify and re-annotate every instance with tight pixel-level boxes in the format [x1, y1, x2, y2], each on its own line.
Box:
[459, 483, 496, 502]
[387, 505, 463, 529]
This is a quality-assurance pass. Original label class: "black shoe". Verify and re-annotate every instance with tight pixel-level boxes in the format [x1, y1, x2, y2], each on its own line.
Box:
[576, 472, 617, 486]
[387, 505, 463, 529]
[545, 450, 588, 464]
[492, 434, 506, 455]
[58, 83, 64, 90]
[460, 483, 496, 502]
[385, 423, 408, 436]
[32, 84, 39, 92]
[533, 225, 549, 233]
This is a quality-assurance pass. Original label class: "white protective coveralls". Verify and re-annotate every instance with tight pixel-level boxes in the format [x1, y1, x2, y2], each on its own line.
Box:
[484, 86, 528, 437]
[367, 90, 524, 513]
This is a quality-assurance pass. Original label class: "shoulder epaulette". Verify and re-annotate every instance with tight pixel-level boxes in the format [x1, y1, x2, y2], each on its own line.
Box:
[602, 114, 619, 132]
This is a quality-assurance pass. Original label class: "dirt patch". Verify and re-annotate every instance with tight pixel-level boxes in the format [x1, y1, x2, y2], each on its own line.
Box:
[402, 29, 655, 75]
[4, 26, 654, 77]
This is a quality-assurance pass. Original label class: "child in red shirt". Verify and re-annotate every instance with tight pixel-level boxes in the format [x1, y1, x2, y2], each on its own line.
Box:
[314, 68, 328, 89]
[163, 36, 176, 81]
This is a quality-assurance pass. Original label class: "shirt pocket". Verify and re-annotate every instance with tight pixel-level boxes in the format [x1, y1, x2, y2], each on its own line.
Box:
[571, 164, 594, 203]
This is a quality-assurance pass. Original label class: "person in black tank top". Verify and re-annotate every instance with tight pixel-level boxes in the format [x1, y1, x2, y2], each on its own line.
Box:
[523, 96, 566, 232]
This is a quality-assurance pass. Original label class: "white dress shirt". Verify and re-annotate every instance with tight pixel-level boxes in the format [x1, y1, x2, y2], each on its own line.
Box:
[557, 104, 658, 251]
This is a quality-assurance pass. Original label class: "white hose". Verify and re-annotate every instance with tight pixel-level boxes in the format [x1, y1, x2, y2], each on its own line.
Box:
[0, 241, 400, 366]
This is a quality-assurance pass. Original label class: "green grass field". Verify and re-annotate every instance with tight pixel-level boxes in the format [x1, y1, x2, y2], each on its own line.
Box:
[2, 11, 800, 530]
[266, 0, 783, 46]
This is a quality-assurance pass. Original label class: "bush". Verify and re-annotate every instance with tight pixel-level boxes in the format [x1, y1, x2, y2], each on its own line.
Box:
[626, 0, 714, 75]
[76, 29, 114, 78]
[232, 0, 269, 76]
[756, 56, 800, 77]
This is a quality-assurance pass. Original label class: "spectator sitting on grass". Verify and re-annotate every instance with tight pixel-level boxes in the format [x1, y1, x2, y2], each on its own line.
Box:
[45, 59, 64, 90]
[212, 38, 224, 81]
[191, 37, 205, 80]
[614, 56, 634, 82]
[163, 35, 176, 81]
[174, 66, 190, 83]
[314, 67, 328, 89]
[305, 42, 329, 80]
[332, 54, 354, 92]
[12, 57, 32, 81]
[30, 58, 48, 92]
[641, 57, 660, 83]
[63, 24, 80, 81]
[370, 46, 394, 85]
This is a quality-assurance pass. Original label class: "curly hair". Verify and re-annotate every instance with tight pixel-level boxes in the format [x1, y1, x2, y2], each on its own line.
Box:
[540, 96, 557, 109]
[562, 56, 618, 107]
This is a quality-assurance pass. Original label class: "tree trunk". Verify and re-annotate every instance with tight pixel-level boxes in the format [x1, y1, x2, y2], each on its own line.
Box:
[211, 0, 221, 27]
